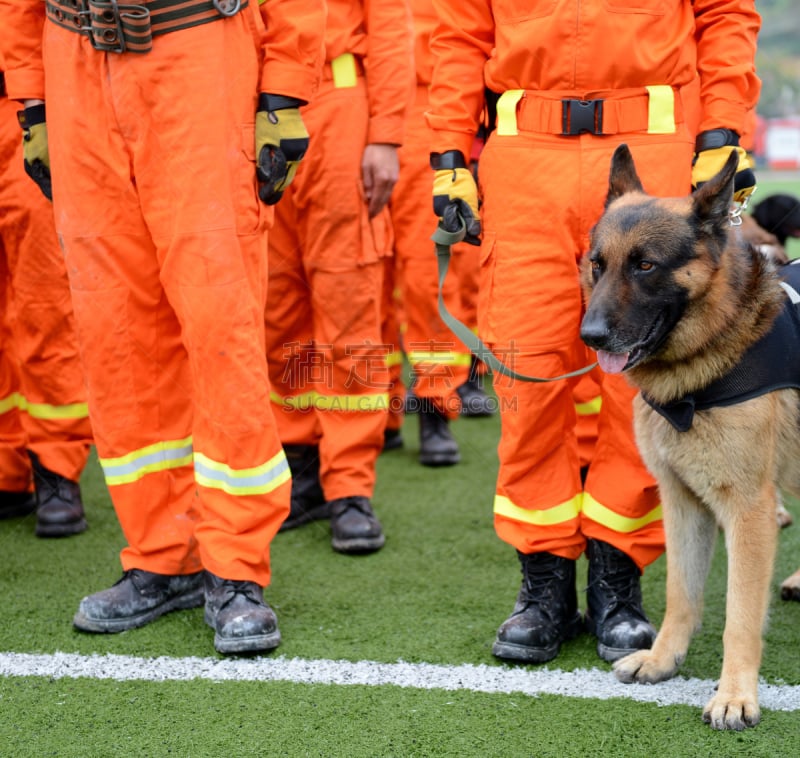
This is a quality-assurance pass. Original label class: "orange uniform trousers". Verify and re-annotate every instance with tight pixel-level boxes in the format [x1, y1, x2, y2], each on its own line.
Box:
[0, 97, 92, 492]
[389, 85, 471, 419]
[380, 255, 406, 434]
[265, 71, 391, 500]
[481, 128, 694, 571]
[42, 14, 289, 584]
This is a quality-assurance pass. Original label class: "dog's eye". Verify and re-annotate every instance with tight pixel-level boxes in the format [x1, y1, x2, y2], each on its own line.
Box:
[638, 260, 655, 272]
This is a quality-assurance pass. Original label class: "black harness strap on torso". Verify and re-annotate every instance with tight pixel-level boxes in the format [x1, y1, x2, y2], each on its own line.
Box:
[643, 260, 800, 432]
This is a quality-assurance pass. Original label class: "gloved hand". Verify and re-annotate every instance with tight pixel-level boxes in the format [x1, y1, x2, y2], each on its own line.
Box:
[255, 93, 309, 205]
[691, 128, 756, 205]
[431, 150, 481, 245]
[17, 103, 52, 200]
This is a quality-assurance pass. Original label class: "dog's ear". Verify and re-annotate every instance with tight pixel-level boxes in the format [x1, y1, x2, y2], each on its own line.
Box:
[691, 150, 737, 239]
[605, 144, 644, 208]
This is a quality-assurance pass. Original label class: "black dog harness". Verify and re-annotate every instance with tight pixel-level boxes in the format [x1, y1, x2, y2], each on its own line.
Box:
[643, 260, 800, 432]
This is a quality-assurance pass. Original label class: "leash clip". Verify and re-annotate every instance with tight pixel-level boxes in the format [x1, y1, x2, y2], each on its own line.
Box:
[729, 190, 754, 227]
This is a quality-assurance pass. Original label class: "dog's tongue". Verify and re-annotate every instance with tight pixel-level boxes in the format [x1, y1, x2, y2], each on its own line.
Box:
[597, 350, 629, 374]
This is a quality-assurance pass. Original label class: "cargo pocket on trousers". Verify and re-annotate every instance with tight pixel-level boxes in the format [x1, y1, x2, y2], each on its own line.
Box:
[357, 191, 394, 266]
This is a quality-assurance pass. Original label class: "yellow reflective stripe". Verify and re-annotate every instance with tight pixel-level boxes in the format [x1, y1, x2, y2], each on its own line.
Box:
[0, 391, 88, 420]
[407, 351, 472, 367]
[331, 53, 357, 89]
[646, 85, 675, 134]
[496, 89, 524, 136]
[582, 492, 663, 533]
[575, 396, 602, 416]
[0, 392, 26, 415]
[270, 389, 315, 409]
[494, 493, 581, 526]
[316, 393, 388, 411]
[194, 450, 291, 496]
[26, 400, 89, 420]
[271, 390, 389, 411]
[101, 437, 194, 486]
[385, 350, 404, 368]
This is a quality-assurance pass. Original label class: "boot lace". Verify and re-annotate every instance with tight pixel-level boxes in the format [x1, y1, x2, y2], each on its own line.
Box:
[520, 561, 569, 605]
[586, 552, 645, 618]
[214, 579, 263, 609]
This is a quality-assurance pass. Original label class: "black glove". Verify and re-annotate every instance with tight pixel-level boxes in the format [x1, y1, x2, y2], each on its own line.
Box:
[17, 104, 52, 200]
[691, 128, 756, 205]
[431, 150, 481, 245]
[255, 93, 309, 205]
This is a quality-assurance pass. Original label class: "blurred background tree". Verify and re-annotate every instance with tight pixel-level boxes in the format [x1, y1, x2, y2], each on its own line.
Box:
[757, 0, 800, 117]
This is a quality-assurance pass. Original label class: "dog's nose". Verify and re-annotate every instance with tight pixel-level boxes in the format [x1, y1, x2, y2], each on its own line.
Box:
[579, 312, 610, 350]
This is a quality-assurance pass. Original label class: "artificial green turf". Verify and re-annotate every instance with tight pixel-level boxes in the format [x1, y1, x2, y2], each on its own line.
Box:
[3, 677, 800, 757]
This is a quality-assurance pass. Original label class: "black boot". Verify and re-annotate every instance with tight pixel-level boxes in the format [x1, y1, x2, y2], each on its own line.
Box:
[280, 444, 329, 531]
[30, 452, 87, 537]
[382, 427, 404, 451]
[585, 539, 657, 662]
[329, 496, 385, 554]
[0, 490, 36, 520]
[73, 569, 205, 633]
[492, 551, 583, 663]
[204, 572, 281, 655]
[418, 404, 460, 466]
[457, 357, 495, 417]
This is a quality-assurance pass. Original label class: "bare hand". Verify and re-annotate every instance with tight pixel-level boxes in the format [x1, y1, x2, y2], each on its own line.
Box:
[361, 143, 399, 218]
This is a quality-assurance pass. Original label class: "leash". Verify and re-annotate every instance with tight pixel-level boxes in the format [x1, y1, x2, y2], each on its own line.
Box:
[432, 221, 598, 383]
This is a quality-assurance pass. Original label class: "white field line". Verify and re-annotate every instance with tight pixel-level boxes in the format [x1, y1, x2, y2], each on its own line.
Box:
[2, 651, 800, 712]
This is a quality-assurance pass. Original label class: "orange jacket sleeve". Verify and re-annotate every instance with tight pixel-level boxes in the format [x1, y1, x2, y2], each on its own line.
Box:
[426, 0, 760, 157]
[427, 0, 493, 159]
[323, 0, 414, 146]
[362, 0, 414, 146]
[692, 0, 761, 135]
[0, 0, 46, 100]
[257, 0, 326, 103]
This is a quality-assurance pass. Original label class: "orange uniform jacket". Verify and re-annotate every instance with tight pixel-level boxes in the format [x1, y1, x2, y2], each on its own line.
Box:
[427, 0, 760, 158]
[425, 0, 760, 568]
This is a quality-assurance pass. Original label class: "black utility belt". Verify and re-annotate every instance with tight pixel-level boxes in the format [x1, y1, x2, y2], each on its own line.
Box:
[45, 0, 247, 54]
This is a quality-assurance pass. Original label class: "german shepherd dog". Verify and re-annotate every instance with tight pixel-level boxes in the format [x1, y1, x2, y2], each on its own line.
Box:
[579, 144, 800, 730]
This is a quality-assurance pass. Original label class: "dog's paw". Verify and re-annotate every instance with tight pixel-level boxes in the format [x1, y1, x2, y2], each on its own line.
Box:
[612, 649, 680, 684]
[702, 692, 760, 731]
[780, 569, 800, 600]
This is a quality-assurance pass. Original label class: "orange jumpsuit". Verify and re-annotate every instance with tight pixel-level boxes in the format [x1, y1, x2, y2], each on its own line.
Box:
[0, 88, 92, 494]
[265, 0, 413, 500]
[1, 0, 325, 584]
[427, 0, 761, 569]
[387, 0, 471, 419]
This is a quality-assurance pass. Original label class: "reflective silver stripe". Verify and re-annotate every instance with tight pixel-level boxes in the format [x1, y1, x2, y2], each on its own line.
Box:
[194, 450, 290, 495]
[101, 437, 194, 485]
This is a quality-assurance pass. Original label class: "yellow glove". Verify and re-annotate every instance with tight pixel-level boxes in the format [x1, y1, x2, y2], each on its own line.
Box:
[431, 150, 481, 245]
[691, 128, 756, 205]
[255, 93, 309, 205]
[17, 104, 52, 200]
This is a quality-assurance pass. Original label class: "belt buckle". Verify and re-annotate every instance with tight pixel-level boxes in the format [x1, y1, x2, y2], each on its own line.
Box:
[561, 99, 604, 136]
[87, 1, 128, 53]
[213, 0, 242, 16]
